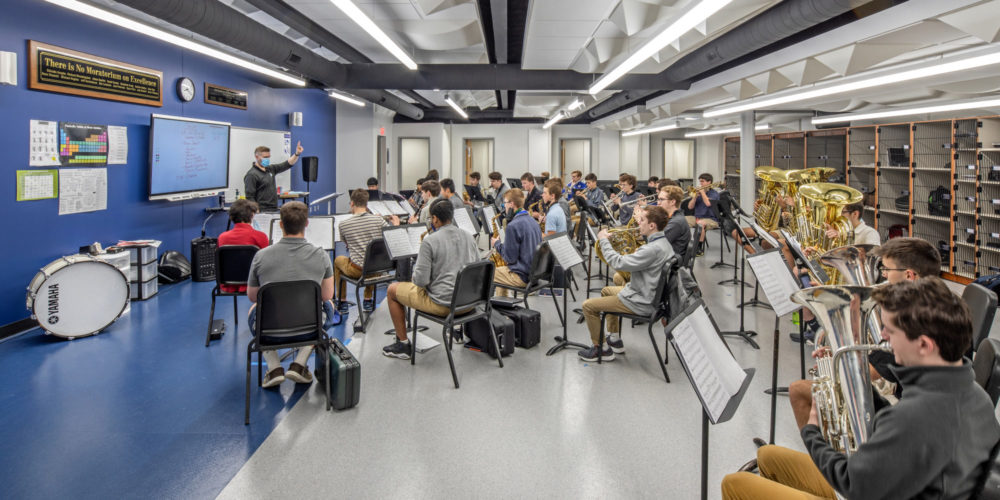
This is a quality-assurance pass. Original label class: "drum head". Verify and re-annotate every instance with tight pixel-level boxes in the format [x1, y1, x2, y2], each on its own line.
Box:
[31, 260, 129, 338]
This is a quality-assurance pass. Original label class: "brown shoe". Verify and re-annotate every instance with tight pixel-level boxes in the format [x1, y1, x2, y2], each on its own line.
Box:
[262, 367, 285, 388]
[286, 362, 314, 384]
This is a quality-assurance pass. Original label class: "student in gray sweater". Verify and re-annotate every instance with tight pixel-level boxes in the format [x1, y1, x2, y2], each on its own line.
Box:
[722, 278, 1000, 500]
[383, 199, 479, 359]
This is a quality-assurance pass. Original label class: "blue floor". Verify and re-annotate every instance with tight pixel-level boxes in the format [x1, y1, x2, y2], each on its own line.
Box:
[0, 278, 366, 499]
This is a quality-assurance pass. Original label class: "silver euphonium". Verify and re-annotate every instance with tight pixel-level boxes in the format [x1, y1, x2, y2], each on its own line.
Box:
[820, 244, 884, 344]
[791, 285, 892, 454]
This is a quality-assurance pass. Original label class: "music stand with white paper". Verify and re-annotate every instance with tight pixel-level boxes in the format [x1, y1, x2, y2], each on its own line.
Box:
[382, 225, 419, 260]
[453, 206, 479, 236]
[541, 233, 588, 355]
[746, 249, 802, 318]
[367, 200, 390, 217]
[778, 229, 829, 283]
[741, 215, 781, 249]
[481, 205, 497, 231]
[269, 216, 335, 250]
[332, 214, 354, 242]
[665, 298, 754, 500]
[382, 199, 407, 215]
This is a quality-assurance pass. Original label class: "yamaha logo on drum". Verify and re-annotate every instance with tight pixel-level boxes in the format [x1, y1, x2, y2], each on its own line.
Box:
[47, 283, 59, 324]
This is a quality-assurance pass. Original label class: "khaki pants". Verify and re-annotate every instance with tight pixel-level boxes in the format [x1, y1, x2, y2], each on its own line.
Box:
[613, 271, 629, 286]
[721, 445, 836, 500]
[581, 286, 635, 345]
[394, 282, 452, 317]
[333, 255, 373, 301]
[494, 266, 526, 297]
[686, 215, 720, 230]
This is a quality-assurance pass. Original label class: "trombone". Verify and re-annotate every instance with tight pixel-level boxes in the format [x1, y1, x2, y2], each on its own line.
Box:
[617, 193, 657, 208]
[686, 181, 725, 196]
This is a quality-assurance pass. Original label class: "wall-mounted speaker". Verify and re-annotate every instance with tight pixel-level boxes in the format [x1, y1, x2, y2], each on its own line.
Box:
[302, 156, 318, 182]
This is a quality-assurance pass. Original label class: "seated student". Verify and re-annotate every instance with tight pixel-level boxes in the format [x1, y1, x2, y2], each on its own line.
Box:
[539, 171, 551, 185]
[686, 173, 720, 256]
[491, 188, 542, 297]
[821, 201, 880, 247]
[787, 237, 940, 430]
[408, 177, 425, 209]
[658, 178, 679, 189]
[521, 173, 544, 218]
[722, 277, 1000, 500]
[583, 173, 607, 211]
[566, 170, 586, 201]
[540, 179, 567, 236]
[610, 174, 641, 225]
[487, 171, 510, 211]
[425, 169, 439, 181]
[409, 180, 441, 224]
[246, 202, 336, 387]
[382, 200, 479, 359]
[647, 176, 659, 192]
[366, 177, 385, 201]
[439, 178, 466, 210]
[217, 199, 269, 293]
[334, 190, 399, 313]
[464, 172, 482, 206]
[659, 185, 691, 258]
[580, 205, 674, 361]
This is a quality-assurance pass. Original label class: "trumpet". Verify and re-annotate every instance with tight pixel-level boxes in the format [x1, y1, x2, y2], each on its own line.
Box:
[686, 181, 724, 196]
[617, 193, 657, 208]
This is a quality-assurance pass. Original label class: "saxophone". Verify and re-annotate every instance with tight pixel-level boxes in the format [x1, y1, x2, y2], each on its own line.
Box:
[791, 285, 892, 454]
[488, 213, 508, 268]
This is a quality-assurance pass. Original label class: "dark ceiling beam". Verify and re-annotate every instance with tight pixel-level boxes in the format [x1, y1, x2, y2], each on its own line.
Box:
[395, 107, 543, 123]
[337, 64, 684, 91]
[241, 0, 433, 108]
[506, 0, 529, 114]
[475, 0, 503, 109]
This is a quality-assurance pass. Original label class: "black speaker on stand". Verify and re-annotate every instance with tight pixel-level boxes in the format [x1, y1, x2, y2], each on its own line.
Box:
[302, 156, 318, 196]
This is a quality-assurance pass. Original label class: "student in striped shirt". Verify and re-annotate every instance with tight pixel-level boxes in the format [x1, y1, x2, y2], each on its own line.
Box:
[335, 189, 399, 313]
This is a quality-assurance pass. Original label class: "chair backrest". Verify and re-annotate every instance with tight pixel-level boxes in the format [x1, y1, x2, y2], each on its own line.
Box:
[684, 230, 699, 270]
[651, 257, 679, 315]
[975, 338, 1000, 407]
[215, 245, 259, 286]
[256, 280, 323, 340]
[965, 283, 998, 352]
[450, 260, 495, 312]
[526, 241, 555, 285]
[361, 238, 395, 275]
[971, 437, 1000, 500]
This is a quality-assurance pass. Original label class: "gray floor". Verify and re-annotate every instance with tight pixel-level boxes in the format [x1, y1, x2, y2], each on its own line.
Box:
[216, 238, 991, 500]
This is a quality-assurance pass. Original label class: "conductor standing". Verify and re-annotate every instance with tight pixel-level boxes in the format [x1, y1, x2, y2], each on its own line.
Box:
[244, 141, 303, 211]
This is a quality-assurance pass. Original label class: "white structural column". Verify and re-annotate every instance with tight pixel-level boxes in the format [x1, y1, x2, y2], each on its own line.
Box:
[739, 111, 756, 211]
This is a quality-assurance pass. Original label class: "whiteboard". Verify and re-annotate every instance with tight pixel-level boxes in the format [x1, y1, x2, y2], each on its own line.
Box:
[228, 127, 292, 201]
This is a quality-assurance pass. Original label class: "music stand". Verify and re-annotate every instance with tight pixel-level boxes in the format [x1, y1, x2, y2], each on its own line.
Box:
[543, 232, 589, 355]
[779, 229, 825, 380]
[309, 191, 343, 215]
[464, 184, 485, 203]
[665, 299, 755, 500]
[381, 224, 429, 337]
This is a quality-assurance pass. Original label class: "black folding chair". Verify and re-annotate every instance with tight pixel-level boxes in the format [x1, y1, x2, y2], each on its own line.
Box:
[596, 258, 678, 383]
[975, 338, 1000, 407]
[245, 280, 330, 425]
[684, 229, 699, 272]
[493, 242, 565, 326]
[966, 283, 998, 356]
[340, 239, 396, 333]
[205, 245, 259, 347]
[412, 260, 503, 388]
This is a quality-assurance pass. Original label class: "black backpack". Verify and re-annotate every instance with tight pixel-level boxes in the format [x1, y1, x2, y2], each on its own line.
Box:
[895, 193, 910, 212]
[928, 186, 950, 217]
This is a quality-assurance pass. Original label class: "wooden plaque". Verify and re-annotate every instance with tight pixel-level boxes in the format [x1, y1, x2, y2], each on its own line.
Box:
[28, 40, 162, 107]
[204, 82, 248, 110]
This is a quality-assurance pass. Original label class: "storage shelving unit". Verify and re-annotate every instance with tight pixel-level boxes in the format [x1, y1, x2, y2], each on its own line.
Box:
[847, 126, 877, 228]
[955, 118, 980, 279]
[912, 120, 953, 274]
[724, 137, 740, 203]
[806, 129, 847, 180]
[876, 124, 912, 240]
[773, 133, 805, 170]
[978, 118, 1000, 278]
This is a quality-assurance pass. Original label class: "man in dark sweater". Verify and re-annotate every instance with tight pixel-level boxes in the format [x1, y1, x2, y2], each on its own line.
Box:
[491, 188, 541, 297]
[243, 141, 303, 211]
[658, 185, 690, 258]
[722, 277, 1000, 500]
[521, 172, 543, 218]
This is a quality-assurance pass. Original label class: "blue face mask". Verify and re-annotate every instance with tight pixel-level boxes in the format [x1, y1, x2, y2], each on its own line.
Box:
[260, 157, 270, 167]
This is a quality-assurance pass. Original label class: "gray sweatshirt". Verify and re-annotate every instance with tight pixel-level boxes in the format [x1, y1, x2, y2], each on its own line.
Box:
[598, 231, 674, 315]
[413, 223, 480, 305]
[802, 361, 1000, 499]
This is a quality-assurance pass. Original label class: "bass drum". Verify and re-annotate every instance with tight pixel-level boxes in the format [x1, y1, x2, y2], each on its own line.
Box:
[26, 255, 130, 339]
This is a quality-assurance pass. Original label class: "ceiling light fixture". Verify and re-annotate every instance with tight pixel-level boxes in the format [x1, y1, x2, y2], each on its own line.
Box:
[704, 50, 1000, 118]
[684, 124, 769, 138]
[588, 0, 733, 95]
[328, 90, 365, 107]
[543, 111, 566, 129]
[567, 99, 584, 111]
[444, 94, 468, 119]
[44, 0, 305, 86]
[621, 123, 679, 137]
[811, 97, 1000, 125]
[330, 0, 417, 70]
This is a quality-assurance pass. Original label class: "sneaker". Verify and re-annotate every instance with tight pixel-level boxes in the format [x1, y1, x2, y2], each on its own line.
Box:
[363, 298, 375, 312]
[286, 362, 313, 384]
[382, 340, 412, 360]
[606, 335, 626, 354]
[788, 332, 815, 345]
[696, 243, 705, 257]
[578, 345, 615, 362]
[337, 301, 350, 314]
[262, 367, 285, 388]
[452, 328, 464, 344]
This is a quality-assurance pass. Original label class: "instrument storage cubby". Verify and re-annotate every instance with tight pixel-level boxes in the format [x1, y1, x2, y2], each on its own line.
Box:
[806, 130, 847, 178]
[756, 136, 773, 168]
[978, 118, 1000, 277]
[724, 137, 741, 203]
[773, 133, 805, 170]
[912, 121, 953, 274]
[876, 124, 912, 239]
[954, 118, 980, 278]
[847, 126, 877, 228]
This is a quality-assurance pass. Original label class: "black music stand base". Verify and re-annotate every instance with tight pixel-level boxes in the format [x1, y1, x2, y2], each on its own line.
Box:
[740, 282, 771, 309]
[721, 241, 760, 350]
[547, 281, 588, 355]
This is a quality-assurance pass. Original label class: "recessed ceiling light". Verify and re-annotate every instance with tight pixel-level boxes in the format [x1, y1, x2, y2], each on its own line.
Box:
[444, 94, 468, 119]
[330, 0, 417, 70]
[811, 97, 1000, 125]
[684, 124, 769, 138]
[328, 90, 365, 107]
[621, 123, 679, 137]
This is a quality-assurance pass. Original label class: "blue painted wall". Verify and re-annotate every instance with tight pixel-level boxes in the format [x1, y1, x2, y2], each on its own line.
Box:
[0, 0, 338, 326]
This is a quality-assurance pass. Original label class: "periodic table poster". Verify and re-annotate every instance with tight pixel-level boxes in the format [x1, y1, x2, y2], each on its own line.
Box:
[59, 122, 108, 166]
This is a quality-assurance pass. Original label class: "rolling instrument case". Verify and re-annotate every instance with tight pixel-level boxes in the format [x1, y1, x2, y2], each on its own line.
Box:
[493, 305, 541, 348]
[465, 311, 515, 358]
[315, 338, 361, 410]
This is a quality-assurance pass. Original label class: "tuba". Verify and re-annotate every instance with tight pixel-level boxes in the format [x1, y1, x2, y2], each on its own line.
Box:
[797, 183, 864, 253]
[594, 227, 642, 281]
[820, 244, 884, 343]
[488, 212, 508, 268]
[753, 167, 793, 232]
[791, 285, 892, 454]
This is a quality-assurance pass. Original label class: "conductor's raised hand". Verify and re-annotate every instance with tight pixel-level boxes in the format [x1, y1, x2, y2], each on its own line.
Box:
[295, 141, 304, 155]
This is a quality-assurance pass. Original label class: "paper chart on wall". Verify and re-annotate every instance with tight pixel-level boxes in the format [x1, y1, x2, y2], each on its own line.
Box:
[107, 125, 128, 165]
[59, 168, 107, 215]
[29, 120, 60, 166]
[17, 169, 58, 201]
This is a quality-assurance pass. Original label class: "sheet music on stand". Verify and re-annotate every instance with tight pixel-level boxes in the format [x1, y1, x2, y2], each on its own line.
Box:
[778, 229, 829, 284]
[382, 224, 420, 260]
[333, 213, 353, 242]
[253, 213, 279, 235]
[270, 216, 335, 250]
[544, 232, 584, 270]
[741, 215, 781, 249]
[453, 207, 479, 236]
[368, 200, 391, 217]
[481, 205, 497, 233]
[666, 299, 754, 424]
[382, 199, 407, 215]
[746, 249, 802, 318]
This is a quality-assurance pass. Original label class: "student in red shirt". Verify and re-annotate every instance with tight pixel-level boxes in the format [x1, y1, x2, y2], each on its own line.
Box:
[217, 199, 269, 292]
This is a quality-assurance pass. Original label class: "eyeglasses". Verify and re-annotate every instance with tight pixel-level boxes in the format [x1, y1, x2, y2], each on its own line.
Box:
[878, 264, 907, 275]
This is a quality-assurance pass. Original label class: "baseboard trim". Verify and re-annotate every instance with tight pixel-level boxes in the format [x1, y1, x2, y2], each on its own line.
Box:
[0, 318, 38, 341]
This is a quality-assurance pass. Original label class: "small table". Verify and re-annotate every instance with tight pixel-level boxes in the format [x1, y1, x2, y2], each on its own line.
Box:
[279, 191, 310, 205]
